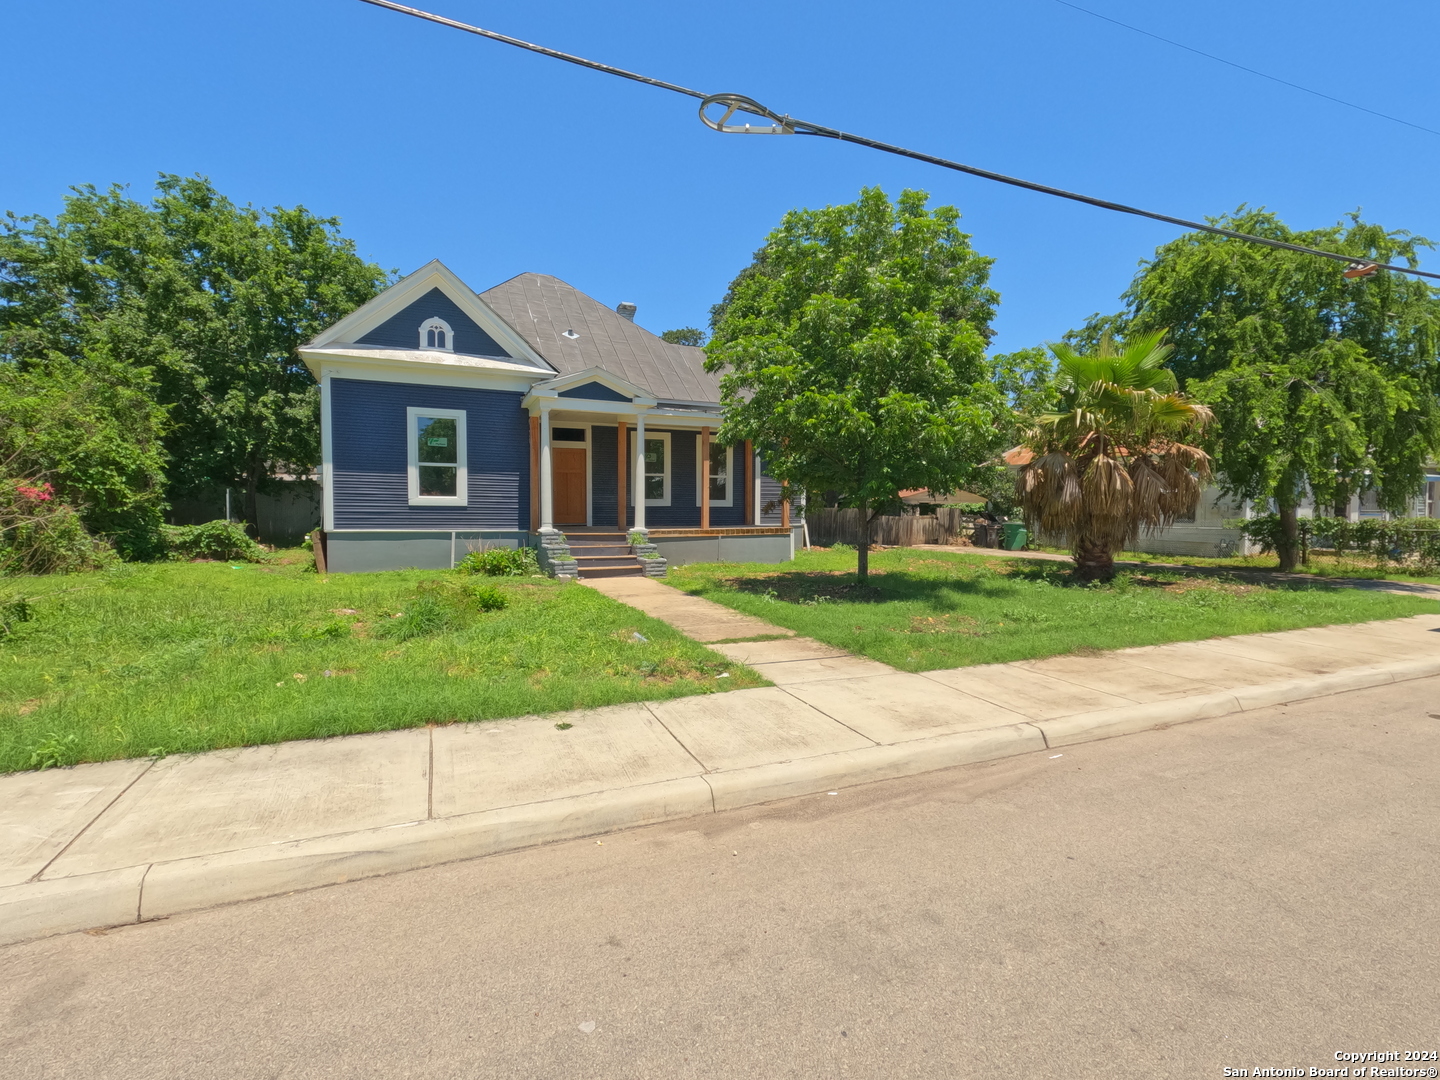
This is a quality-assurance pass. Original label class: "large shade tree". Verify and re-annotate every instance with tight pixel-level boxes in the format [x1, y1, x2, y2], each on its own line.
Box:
[1017, 331, 1212, 582]
[706, 187, 1007, 581]
[1076, 208, 1440, 571]
[0, 175, 390, 532]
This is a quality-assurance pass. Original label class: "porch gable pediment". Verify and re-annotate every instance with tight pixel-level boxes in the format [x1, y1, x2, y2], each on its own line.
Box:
[527, 367, 656, 407]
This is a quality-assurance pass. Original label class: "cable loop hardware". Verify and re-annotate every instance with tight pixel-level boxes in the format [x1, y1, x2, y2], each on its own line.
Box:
[699, 94, 796, 135]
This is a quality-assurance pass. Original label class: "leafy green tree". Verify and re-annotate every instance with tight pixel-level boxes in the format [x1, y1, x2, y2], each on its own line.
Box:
[1074, 208, 1440, 571]
[0, 175, 389, 531]
[0, 348, 169, 558]
[660, 327, 706, 346]
[1016, 331, 1212, 581]
[706, 187, 1007, 580]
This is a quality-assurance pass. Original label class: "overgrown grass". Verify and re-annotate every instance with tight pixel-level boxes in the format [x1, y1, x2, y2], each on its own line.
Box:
[667, 548, 1439, 672]
[0, 552, 763, 773]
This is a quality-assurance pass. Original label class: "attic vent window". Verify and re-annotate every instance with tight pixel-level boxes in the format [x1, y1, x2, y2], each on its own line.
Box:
[420, 317, 454, 352]
[561, 329, 580, 340]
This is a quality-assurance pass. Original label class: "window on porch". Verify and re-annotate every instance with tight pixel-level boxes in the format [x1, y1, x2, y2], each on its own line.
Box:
[698, 441, 732, 507]
[625, 431, 671, 507]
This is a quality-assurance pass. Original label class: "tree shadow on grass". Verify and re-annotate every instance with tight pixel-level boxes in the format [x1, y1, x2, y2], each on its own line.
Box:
[717, 568, 1014, 608]
[1000, 560, 1349, 594]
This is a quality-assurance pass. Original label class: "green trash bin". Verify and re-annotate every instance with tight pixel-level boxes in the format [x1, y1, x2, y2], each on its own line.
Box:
[1001, 521, 1029, 550]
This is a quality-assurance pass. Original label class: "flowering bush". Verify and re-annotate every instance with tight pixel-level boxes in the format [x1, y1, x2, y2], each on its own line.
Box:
[1, 477, 114, 575]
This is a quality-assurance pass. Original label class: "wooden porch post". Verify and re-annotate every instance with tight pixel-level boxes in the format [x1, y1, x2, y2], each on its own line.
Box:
[743, 440, 754, 526]
[617, 420, 628, 530]
[528, 415, 540, 532]
[700, 427, 711, 530]
[781, 481, 791, 530]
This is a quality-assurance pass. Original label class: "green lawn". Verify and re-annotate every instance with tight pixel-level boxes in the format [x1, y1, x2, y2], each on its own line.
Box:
[1030, 545, 1440, 585]
[667, 548, 1439, 672]
[0, 554, 763, 774]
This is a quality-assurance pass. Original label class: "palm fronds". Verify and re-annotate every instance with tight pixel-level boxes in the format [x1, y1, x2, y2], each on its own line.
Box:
[1017, 332, 1211, 579]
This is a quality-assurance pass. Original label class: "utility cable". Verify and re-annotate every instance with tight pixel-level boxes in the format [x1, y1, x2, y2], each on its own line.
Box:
[354, 0, 1440, 282]
[1049, 0, 1440, 140]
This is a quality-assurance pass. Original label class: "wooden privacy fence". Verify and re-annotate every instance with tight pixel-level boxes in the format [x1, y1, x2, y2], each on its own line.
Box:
[807, 507, 975, 547]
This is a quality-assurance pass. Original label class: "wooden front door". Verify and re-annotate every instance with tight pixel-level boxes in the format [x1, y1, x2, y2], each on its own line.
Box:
[553, 448, 588, 524]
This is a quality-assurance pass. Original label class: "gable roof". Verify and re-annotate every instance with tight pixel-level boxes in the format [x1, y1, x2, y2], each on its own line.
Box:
[305, 260, 552, 373]
[480, 273, 719, 405]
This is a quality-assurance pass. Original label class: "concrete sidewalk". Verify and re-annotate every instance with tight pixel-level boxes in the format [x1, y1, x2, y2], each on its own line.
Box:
[3, 588, 1437, 947]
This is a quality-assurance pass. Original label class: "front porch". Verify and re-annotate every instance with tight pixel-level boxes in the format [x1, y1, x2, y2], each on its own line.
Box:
[524, 373, 802, 576]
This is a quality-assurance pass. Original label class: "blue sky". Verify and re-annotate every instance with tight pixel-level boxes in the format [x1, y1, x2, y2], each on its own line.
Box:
[5, 0, 1439, 354]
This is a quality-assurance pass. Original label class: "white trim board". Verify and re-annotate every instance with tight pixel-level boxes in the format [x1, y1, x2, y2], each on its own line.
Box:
[314, 356, 543, 395]
[321, 370, 335, 532]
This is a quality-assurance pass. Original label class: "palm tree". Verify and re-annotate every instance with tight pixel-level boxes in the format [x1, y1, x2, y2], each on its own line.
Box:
[1016, 331, 1213, 582]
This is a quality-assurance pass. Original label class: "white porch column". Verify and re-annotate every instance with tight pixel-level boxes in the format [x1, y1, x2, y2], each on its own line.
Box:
[632, 412, 646, 532]
[539, 405, 555, 532]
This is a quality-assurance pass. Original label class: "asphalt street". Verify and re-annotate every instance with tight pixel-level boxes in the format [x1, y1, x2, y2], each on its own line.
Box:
[4, 677, 1438, 1079]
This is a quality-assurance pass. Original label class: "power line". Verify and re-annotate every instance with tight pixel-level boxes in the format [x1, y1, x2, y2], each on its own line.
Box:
[354, 0, 1440, 283]
[1048, 0, 1440, 140]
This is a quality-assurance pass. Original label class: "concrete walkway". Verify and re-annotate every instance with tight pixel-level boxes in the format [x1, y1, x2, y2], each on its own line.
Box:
[3, 586, 1437, 946]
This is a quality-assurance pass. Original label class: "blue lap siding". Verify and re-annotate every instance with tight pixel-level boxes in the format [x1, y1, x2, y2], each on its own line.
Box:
[591, 425, 619, 527]
[331, 378, 529, 530]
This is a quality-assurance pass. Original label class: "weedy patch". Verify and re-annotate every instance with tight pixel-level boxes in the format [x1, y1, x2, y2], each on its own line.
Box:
[725, 572, 886, 604]
[905, 613, 986, 636]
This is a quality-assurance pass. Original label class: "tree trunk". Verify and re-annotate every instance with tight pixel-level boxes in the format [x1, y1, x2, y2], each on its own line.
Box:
[857, 501, 871, 583]
[1072, 535, 1115, 582]
[1275, 502, 1300, 572]
[243, 466, 261, 539]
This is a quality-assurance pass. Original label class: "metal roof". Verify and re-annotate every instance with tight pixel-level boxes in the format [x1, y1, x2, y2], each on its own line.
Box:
[479, 272, 720, 405]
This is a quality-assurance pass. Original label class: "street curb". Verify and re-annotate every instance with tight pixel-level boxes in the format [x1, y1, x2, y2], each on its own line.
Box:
[4, 655, 1439, 949]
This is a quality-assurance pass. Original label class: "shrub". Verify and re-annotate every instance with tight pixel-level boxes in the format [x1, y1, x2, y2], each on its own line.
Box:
[456, 545, 539, 576]
[0, 594, 34, 639]
[1, 478, 115, 574]
[0, 351, 170, 560]
[162, 519, 268, 562]
[463, 582, 509, 612]
[1233, 514, 1440, 569]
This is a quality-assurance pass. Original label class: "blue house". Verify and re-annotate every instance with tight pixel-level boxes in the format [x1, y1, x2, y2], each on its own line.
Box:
[300, 261, 802, 575]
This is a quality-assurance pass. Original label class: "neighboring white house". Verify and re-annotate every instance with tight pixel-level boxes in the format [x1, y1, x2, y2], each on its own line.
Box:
[1003, 447, 1440, 557]
[1130, 466, 1440, 558]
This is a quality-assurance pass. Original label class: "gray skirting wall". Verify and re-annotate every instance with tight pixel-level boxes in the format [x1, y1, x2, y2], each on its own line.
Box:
[323, 527, 802, 573]
[647, 527, 800, 567]
[325, 531, 526, 573]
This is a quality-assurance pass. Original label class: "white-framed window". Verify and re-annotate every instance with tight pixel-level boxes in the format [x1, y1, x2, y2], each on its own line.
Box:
[629, 430, 670, 506]
[419, 317, 455, 352]
[406, 406, 468, 506]
[696, 438, 733, 507]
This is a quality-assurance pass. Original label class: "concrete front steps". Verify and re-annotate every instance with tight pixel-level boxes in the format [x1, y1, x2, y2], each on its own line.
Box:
[566, 531, 646, 579]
